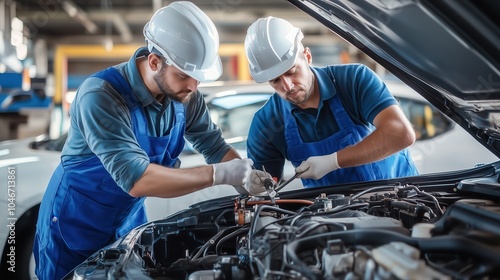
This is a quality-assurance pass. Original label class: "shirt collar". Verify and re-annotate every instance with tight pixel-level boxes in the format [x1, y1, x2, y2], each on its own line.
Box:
[283, 66, 338, 113]
[124, 46, 157, 107]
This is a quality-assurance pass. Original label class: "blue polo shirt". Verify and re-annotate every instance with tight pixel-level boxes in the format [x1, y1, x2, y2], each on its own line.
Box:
[62, 47, 231, 192]
[247, 63, 398, 179]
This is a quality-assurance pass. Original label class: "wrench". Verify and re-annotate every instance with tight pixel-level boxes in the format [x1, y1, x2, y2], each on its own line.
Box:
[275, 166, 310, 192]
[256, 166, 277, 204]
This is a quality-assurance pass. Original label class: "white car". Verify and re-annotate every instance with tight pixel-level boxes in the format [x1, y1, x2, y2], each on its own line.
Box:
[0, 80, 496, 279]
[0, 136, 61, 280]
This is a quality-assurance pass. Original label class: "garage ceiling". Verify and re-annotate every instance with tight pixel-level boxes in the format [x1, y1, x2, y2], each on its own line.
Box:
[13, 0, 334, 47]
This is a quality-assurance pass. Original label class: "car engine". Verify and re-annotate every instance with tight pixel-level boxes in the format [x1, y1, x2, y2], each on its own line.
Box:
[71, 177, 500, 280]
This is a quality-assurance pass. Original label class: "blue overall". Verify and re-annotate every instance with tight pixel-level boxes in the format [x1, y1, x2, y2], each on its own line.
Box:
[33, 67, 186, 280]
[283, 93, 418, 188]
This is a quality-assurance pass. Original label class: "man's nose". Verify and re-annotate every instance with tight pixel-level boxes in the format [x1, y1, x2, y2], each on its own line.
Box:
[187, 77, 200, 93]
[282, 76, 294, 92]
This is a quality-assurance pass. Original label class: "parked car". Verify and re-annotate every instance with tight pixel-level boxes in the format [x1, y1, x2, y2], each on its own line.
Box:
[0, 76, 497, 279]
[64, 0, 500, 279]
[0, 135, 61, 280]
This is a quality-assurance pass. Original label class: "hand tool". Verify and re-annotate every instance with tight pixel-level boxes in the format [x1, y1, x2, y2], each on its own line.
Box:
[261, 166, 277, 199]
[256, 166, 277, 204]
[274, 166, 310, 192]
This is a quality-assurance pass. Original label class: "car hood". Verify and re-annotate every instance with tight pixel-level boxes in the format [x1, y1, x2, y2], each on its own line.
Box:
[0, 136, 63, 173]
[288, 0, 500, 157]
[0, 137, 44, 167]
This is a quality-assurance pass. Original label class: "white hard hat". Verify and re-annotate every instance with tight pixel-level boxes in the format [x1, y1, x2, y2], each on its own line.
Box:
[143, 1, 222, 82]
[244, 16, 304, 83]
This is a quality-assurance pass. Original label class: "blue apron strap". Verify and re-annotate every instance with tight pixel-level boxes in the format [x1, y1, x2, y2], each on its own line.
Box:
[91, 67, 148, 136]
[280, 99, 302, 147]
[91, 67, 138, 110]
[172, 100, 186, 124]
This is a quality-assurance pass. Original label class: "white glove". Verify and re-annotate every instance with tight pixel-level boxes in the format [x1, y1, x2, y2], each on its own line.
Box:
[244, 170, 272, 196]
[212, 158, 253, 186]
[296, 152, 340, 180]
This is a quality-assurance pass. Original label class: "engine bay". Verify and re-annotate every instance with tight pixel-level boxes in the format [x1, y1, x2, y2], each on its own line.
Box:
[72, 176, 500, 279]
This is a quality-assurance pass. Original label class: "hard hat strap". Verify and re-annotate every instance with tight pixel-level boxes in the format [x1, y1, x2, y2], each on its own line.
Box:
[147, 39, 197, 72]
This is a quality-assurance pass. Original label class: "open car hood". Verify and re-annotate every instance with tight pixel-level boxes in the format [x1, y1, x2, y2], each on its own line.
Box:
[288, 0, 500, 157]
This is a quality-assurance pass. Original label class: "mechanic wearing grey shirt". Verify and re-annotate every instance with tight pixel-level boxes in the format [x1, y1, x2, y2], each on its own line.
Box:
[33, 3, 266, 280]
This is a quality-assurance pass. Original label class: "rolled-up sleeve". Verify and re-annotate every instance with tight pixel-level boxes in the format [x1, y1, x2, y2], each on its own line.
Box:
[183, 92, 231, 164]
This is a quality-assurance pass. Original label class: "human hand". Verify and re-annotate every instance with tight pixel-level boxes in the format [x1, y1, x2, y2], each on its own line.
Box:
[243, 170, 273, 196]
[296, 152, 340, 180]
[212, 158, 253, 186]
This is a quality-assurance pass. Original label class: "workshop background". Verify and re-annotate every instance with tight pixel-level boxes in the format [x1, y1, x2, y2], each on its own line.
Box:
[0, 0, 376, 141]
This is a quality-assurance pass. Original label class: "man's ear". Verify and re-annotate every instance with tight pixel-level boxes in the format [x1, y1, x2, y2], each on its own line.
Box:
[304, 47, 312, 64]
[148, 54, 162, 71]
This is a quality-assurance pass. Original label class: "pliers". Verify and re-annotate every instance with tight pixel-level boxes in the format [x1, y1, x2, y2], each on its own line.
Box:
[275, 166, 309, 192]
[257, 166, 310, 204]
[258, 166, 277, 204]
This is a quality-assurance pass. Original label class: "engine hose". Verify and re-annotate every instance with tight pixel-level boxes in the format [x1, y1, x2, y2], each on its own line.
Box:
[286, 229, 500, 277]
[286, 230, 411, 280]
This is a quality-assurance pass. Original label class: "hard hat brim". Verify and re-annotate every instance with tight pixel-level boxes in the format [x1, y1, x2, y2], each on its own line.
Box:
[145, 36, 223, 83]
[188, 56, 223, 83]
[251, 49, 299, 83]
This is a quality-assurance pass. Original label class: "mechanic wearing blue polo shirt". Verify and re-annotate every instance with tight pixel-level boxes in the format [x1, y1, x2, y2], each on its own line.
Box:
[33, 3, 264, 280]
[244, 17, 418, 189]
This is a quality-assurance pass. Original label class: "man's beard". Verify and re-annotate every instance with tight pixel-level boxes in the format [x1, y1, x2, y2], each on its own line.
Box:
[153, 66, 193, 103]
[286, 86, 311, 106]
[285, 74, 315, 106]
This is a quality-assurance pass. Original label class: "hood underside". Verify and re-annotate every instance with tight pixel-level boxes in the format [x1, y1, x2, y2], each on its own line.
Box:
[288, 0, 500, 157]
